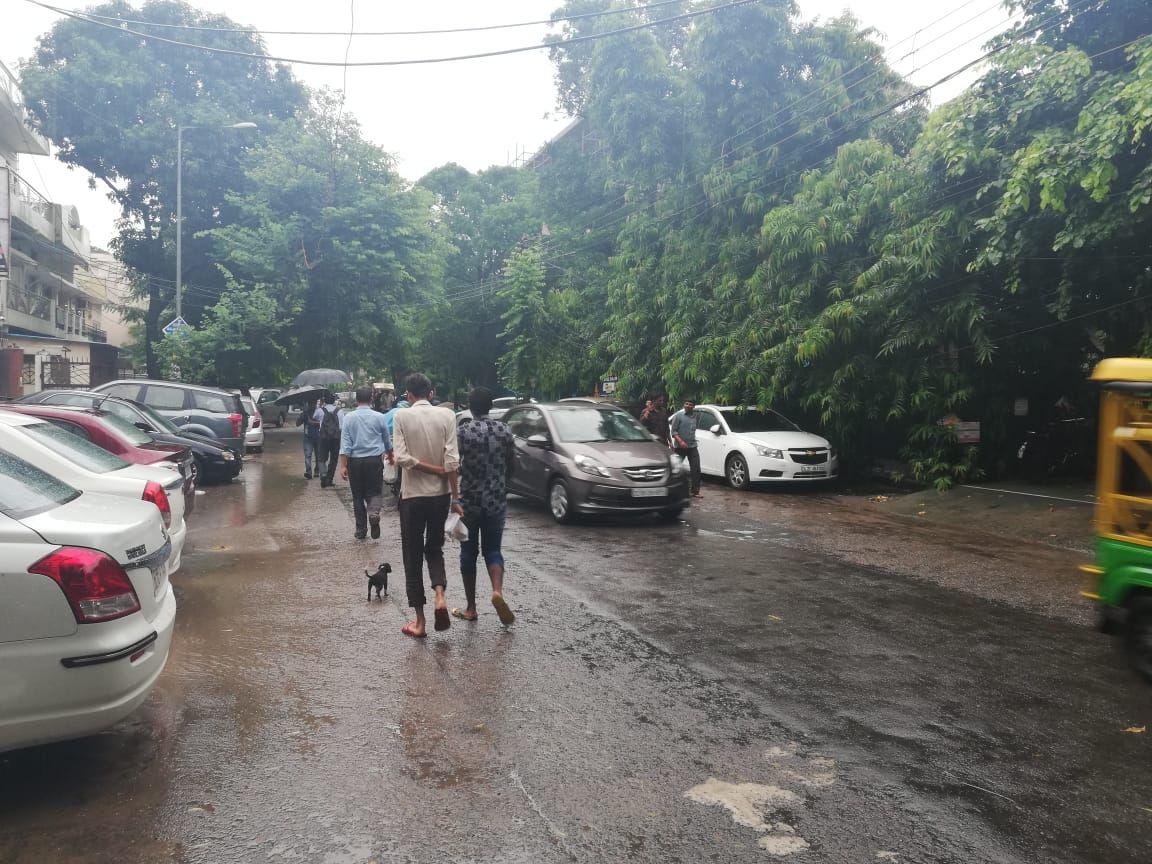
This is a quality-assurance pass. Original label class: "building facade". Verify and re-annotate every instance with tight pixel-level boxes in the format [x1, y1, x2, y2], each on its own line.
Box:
[0, 60, 118, 396]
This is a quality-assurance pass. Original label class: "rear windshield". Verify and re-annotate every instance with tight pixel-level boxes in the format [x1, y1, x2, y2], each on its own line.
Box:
[0, 449, 80, 519]
[551, 407, 650, 443]
[20, 421, 131, 474]
[96, 411, 155, 446]
[722, 409, 800, 434]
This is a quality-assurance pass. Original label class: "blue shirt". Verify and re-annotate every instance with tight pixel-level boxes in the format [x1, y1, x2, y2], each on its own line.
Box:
[384, 400, 409, 439]
[340, 405, 393, 458]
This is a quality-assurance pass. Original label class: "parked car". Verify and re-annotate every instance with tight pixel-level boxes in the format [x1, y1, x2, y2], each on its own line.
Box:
[502, 402, 690, 524]
[670, 405, 839, 489]
[254, 388, 288, 427]
[0, 411, 187, 573]
[17, 390, 240, 485]
[456, 396, 534, 425]
[91, 380, 248, 460]
[240, 396, 264, 452]
[0, 449, 176, 753]
[2, 404, 195, 509]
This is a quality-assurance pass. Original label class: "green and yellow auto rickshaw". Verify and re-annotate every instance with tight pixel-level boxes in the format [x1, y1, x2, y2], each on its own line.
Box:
[1084, 358, 1152, 680]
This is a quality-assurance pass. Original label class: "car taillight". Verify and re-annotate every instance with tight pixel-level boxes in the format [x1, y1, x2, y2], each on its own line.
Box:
[251, 416, 261, 429]
[229, 413, 243, 437]
[142, 480, 172, 528]
[30, 548, 141, 623]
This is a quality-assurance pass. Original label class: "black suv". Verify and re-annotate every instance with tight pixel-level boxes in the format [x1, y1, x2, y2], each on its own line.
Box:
[92, 379, 248, 458]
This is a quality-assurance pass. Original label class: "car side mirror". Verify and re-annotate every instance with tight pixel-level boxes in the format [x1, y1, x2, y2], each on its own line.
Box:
[526, 434, 551, 449]
[710, 424, 723, 435]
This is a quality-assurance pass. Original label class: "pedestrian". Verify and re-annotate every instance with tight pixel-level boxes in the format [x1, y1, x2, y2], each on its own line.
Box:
[452, 386, 515, 626]
[640, 395, 670, 446]
[384, 396, 410, 496]
[337, 386, 394, 540]
[670, 398, 703, 498]
[297, 397, 321, 479]
[392, 372, 462, 638]
[316, 393, 342, 487]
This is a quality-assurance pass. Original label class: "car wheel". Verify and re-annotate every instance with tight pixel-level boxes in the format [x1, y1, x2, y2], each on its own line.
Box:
[549, 478, 574, 524]
[189, 456, 201, 487]
[726, 453, 750, 490]
[1124, 595, 1152, 683]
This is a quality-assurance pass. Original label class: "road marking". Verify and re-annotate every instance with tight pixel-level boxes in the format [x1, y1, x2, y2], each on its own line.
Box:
[959, 484, 1095, 506]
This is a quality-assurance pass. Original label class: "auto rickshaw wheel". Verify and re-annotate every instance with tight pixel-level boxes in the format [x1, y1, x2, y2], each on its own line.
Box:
[1124, 594, 1152, 683]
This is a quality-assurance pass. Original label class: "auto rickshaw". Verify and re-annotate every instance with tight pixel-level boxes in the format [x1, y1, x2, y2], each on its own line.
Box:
[1083, 357, 1152, 680]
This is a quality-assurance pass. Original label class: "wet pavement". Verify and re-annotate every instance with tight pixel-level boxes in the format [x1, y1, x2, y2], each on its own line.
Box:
[1, 427, 1150, 863]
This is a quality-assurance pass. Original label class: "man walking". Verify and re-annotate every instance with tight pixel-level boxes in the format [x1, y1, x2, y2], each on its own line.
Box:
[338, 386, 393, 540]
[297, 396, 320, 479]
[316, 393, 342, 487]
[452, 387, 515, 626]
[392, 373, 461, 638]
[670, 398, 703, 498]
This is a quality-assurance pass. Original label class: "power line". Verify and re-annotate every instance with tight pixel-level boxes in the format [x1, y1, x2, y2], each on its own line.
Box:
[53, 0, 691, 37]
[23, 0, 760, 68]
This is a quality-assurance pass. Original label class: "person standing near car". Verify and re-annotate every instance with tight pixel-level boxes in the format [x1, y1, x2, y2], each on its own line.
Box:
[316, 393, 342, 488]
[392, 372, 462, 638]
[641, 395, 670, 446]
[297, 397, 321, 479]
[338, 386, 394, 540]
[452, 386, 515, 627]
[670, 398, 703, 498]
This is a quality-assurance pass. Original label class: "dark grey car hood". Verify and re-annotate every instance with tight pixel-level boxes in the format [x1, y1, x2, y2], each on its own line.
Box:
[557, 440, 669, 468]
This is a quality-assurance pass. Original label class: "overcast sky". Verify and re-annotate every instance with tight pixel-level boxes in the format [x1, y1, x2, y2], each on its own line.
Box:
[3, 0, 1016, 246]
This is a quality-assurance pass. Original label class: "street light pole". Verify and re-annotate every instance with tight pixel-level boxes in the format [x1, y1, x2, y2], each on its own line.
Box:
[175, 122, 258, 324]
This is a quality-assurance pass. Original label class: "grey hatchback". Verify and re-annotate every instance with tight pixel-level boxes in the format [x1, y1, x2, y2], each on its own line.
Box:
[501, 402, 690, 523]
[92, 379, 248, 459]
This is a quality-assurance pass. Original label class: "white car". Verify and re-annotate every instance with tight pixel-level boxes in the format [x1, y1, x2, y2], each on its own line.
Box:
[0, 450, 176, 752]
[241, 396, 264, 452]
[0, 412, 187, 573]
[672, 405, 839, 488]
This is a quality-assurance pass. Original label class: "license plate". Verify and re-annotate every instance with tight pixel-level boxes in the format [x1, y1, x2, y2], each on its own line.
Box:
[631, 487, 667, 498]
[150, 563, 166, 595]
[797, 466, 824, 474]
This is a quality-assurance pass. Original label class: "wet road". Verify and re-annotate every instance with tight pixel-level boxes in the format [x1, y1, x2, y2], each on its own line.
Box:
[2, 427, 1150, 863]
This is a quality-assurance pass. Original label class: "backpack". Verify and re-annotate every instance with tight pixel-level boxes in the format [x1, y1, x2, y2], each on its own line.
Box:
[319, 406, 341, 441]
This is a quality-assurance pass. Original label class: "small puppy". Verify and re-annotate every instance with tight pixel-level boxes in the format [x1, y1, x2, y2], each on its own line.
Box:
[366, 562, 391, 601]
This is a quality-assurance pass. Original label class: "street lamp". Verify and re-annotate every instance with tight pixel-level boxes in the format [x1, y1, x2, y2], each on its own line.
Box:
[175, 122, 258, 322]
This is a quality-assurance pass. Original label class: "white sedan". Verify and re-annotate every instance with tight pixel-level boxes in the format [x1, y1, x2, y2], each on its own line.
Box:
[241, 396, 264, 452]
[673, 405, 839, 488]
[0, 450, 176, 752]
[0, 411, 187, 573]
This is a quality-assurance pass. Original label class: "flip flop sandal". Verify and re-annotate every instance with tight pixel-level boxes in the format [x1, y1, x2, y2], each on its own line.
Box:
[434, 607, 451, 631]
[401, 622, 426, 639]
[451, 608, 478, 621]
[491, 595, 516, 627]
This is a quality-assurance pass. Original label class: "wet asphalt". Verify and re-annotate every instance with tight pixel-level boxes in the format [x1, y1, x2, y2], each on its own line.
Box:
[1, 427, 1149, 863]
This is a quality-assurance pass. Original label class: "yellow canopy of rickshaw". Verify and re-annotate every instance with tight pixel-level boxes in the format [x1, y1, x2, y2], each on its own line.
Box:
[1091, 358, 1152, 384]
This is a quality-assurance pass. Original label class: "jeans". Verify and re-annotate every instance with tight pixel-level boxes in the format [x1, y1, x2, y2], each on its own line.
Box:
[398, 494, 450, 608]
[459, 507, 506, 609]
[347, 456, 384, 535]
[303, 434, 317, 474]
[677, 446, 701, 495]
[316, 437, 339, 484]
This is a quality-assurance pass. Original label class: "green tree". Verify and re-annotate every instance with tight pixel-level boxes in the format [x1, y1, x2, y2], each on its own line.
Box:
[20, 0, 305, 376]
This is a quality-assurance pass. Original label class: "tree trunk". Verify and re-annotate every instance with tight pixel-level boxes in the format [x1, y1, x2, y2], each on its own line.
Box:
[145, 278, 161, 378]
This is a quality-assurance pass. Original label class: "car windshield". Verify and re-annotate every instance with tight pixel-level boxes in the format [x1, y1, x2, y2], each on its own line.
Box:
[550, 407, 651, 443]
[0, 449, 80, 519]
[241, 398, 256, 414]
[96, 411, 155, 445]
[722, 409, 800, 434]
[20, 421, 131, 474]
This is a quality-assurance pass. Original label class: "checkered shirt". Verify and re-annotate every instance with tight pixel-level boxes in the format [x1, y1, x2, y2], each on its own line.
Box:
[458, 417, 514, 514]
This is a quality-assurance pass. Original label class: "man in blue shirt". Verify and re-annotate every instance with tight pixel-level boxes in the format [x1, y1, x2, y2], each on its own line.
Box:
[338, 386, 394, 540]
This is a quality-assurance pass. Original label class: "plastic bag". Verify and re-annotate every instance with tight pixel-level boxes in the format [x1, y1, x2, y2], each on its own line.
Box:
[383, 460, 397, 484]
[444, 512, 469, 543]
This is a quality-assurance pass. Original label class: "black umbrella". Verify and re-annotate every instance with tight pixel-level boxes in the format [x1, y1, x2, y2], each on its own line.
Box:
[290, 368, 352, 387]
[274, 384, 331, 406]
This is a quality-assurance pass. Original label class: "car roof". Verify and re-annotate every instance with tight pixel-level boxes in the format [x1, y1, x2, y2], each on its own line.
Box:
[102, 378, 236, 396]
[4, 404, 112, 422]
[0, 409, 44, 427]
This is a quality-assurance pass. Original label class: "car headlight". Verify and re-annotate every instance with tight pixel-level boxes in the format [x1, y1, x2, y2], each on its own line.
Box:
[573, 454, 612, 478]
[754, 445, 784, 459]
[221, 450, 235, 461]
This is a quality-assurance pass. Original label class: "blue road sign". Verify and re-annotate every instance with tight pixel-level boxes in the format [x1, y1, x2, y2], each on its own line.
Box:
[162, 316, 190, 336]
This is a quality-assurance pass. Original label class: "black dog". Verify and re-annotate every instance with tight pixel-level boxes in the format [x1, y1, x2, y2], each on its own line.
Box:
[366, 563, 391, 601]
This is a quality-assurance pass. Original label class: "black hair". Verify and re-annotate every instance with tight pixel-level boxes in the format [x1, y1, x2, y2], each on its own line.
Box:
[324, 392, 336, 404]
[406, 372, 433, 399]
[355, 386, 373, 404]
[469, 386, 493, 417]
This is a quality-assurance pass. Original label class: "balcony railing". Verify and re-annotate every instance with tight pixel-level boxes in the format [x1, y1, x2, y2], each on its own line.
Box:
[7, 283, 52, 321]
[0, 61, 50, 156]
[10, 171, 54, 237]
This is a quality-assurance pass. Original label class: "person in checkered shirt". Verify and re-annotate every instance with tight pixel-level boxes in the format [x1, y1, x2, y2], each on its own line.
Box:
[453, 387, 516, 626]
